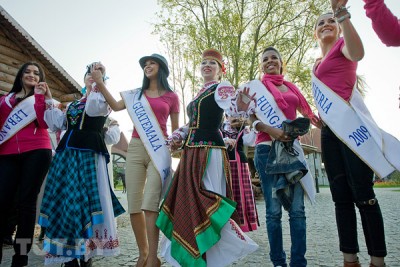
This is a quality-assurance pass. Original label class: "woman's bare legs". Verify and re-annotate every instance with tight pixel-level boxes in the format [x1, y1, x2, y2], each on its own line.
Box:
[145, 210, 161, 267]
[130, 212, 148, 267]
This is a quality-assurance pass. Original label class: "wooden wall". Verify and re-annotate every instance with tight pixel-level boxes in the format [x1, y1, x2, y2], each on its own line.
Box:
[0, 21, 80, 103]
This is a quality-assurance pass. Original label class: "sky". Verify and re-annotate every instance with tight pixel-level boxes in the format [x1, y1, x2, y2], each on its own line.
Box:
[1, 0, 399, 140]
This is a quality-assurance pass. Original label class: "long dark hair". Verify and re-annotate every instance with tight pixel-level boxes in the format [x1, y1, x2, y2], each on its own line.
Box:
[10, 62, 46, 99]
[139, 63, 172, 99]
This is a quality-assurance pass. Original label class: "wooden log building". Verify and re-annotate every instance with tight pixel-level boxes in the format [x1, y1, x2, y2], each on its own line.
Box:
[0, 5, 81, 103]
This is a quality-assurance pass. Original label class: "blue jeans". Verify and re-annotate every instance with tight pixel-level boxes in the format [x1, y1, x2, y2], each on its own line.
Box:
[321, 126, 386, 257]
[255, 144, 307, 267]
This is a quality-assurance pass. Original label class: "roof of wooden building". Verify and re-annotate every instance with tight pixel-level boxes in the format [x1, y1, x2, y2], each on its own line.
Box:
[0, 5, 81, 102]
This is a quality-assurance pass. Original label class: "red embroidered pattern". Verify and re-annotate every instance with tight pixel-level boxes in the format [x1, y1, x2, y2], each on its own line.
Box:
[45, 102, 54, 110]
[86, 228, 119, 252]
[229, 219, 246, 241]
[218, 85, 235, 100]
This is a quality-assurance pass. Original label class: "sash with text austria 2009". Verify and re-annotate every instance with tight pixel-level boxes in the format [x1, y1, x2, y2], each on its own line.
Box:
[311, 74, 400, 178]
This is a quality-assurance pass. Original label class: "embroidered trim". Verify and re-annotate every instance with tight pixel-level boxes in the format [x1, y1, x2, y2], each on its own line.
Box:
[185, 129, 225, 148]
[66, 101, 85, 126]
[217, 84, 235, 100]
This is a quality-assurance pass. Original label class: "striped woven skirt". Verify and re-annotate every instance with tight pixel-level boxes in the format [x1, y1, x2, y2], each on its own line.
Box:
[38, 149, 125, 265]
[157, 147, 258, 267]
[229, 160, 258, 232]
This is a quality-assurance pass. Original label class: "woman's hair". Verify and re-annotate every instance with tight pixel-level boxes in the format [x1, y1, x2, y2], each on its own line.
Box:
[356, 75, 368, 97]
[261, 46, 283, 74]
[81, 62, 107, 95]
[139, 63, 173, 99]
[314, 12, 335, 30]
[10, 62, 45, 98]
[84, 62, 106, 81]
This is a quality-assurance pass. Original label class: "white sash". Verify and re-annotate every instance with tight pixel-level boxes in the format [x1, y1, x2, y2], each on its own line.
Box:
[121, 89, 172, 196]
[0, 95, 36, 145]
[311, 73, 400, 178]
[242, 80, 316, 203]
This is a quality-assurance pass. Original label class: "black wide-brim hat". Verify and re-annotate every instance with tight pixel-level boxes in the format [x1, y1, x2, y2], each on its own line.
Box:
[139, 53, 169, 77]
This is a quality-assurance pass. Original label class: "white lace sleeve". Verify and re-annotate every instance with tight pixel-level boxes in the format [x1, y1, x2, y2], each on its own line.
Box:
[242, 126, 256, 147]
[44, 100, 67, 132]
[214, 81, 256, 118]
[104, 125, 121, 145]
[166, 125, 189, 146]
[85, 85, 111, 117]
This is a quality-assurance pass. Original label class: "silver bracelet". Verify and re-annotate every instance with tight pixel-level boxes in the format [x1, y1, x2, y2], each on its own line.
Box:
[334, 5, 348, 17]
[337, 12, 351, 23]
[252, 120, 261, 131]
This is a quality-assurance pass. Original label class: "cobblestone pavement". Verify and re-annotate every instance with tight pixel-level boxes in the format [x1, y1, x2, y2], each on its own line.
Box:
[1, 187, 399, 267]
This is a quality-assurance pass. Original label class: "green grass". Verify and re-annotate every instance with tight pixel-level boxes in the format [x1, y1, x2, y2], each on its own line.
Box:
[373, 181, 400, 188]
[318, 183, 400, 189]
[114, 184, 124, 191]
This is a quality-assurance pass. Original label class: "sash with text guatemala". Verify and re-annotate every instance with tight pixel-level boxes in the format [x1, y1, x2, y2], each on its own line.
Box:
[0, 95, 36, 145]
[242, 80, 316, 203]
[121, 89, 172, 196]
[311, 73, 400, 178]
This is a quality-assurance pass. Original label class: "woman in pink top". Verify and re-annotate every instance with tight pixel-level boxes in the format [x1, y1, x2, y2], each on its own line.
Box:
[0, 62, 52, 267]
[363, 0, 400, 47]
[96, 54, 180, 267]
[314, 2, 386, 266]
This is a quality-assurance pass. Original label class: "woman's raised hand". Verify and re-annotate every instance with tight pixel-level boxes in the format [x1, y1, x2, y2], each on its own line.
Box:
[330, 0, 348, 11]
[237, 87, 256, 112]
[269, 127, 292, 142]
[35, 82, 52, 99]
[91, 63, 105, 84]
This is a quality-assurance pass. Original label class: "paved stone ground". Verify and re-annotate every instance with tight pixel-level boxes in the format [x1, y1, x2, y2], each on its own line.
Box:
[1, 187, 399, 267]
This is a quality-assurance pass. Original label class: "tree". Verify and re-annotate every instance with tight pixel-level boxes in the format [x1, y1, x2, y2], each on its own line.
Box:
[153, 0, 329, 109]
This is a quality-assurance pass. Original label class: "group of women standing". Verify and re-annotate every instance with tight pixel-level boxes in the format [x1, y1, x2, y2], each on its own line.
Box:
[1, 1, 399, 266]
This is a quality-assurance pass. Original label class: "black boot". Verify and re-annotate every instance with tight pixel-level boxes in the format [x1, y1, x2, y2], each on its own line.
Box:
[3, 235, 14, 245]
[10, 254, 28, 267]
[80, 258, 92, 267]
[62, 258, 80, 267]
